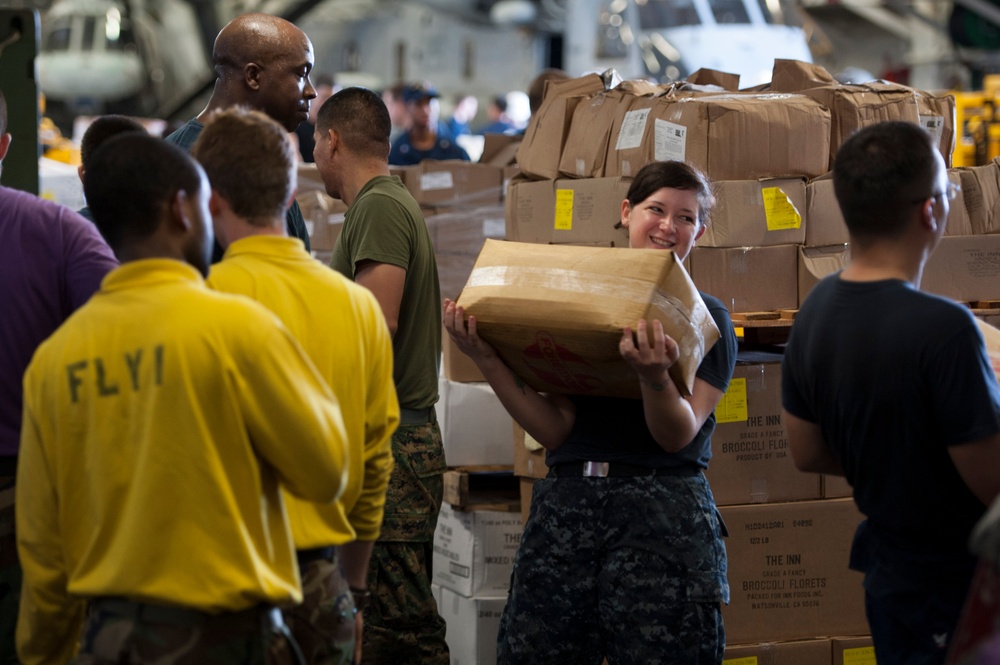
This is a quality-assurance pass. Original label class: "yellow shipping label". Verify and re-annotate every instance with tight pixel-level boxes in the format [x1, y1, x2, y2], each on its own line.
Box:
[843, 646, 876, 664]
[716, 377, 748, 423]
[723, 658, 757, 665]
[554, 189, 574, 230]
[762, 187, 802, 231]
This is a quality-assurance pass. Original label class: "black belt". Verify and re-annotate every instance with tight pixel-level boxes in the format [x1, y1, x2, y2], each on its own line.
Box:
[399, 406, 435, 425]
[90, 597, 280, 630]
[549, 461, 701, 478]
[296, 545, 338, 567]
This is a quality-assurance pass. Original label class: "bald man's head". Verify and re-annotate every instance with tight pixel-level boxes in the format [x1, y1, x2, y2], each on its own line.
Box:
[211, 13, 317, 132]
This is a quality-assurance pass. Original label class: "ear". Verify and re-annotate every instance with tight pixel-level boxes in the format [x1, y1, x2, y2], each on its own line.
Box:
[0, 133, 11, 162]
[694, 223, 707, 241]
[77, 164, 85, 184]
[245, 62, 262, 91]
[208, 189, 227, 217]
[170, 189, 194, 233]
[619, 199, 631, 229]
[918, 197, 936, 233]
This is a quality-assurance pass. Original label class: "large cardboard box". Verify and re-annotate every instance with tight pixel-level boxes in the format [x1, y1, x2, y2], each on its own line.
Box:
[442, 333, 485, 382]
[722, 498, 869, 644]
[517, 73, 607, 180]
[770, 59, 920, 169]
[504, 177, 630, 246]
[457, 240, 721, 398]
[922, 235, 1000, 303]
[706, 360, 822, 506]
[432, 503, 521, 597]
[831, 636, 876, 665]
[438, 587, 507, 665]
[407, 161, 504, 208]
[957, 159, 1000, 235]
[637, 93, 832, 181]
[798, 244, 851, 306]
[701, 178, 807, 248]
[723, 639, 832, 664]
[558, 89, 630, 179]
[823, 474, 854, 499]
[915, 89, 957, 167]
[426, 205, 507, 301]
[689, 244, 800, 313]
[805, 175, 850, 247]
[437, 378, 515, 467]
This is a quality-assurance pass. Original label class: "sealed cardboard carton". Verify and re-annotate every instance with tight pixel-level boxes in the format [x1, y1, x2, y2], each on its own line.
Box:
[721, 498, 868, 644]
[688, 244, 800, 313]
[700, 178, 807, 248]
[432, 503, 521, 597]
[517, 73, 606, 180]
[442, 332, 485, 383]
[426, 205, 507, 300]
[957, 159, 1000, 235]
[798, 244, 851, 306]
[823, 474, 854, 499]
[915, 89, 957, 166]
[411, 161, 504, 208]
[722, 638, 832, 665]
[805, 174, 850, 247]
[832, 636, 876, 665]
[438, 587, 507, 665]
[457, 240, 721, 398]
[437, 377, 514, 467]
[922, 235, 1000, 303]
[641, 93, 832, 181]
[505, 177, 629, 246]
[706, 360, 822, 506]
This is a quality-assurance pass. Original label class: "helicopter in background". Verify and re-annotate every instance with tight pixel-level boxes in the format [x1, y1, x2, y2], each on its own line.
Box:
[37, 0, 209, 128]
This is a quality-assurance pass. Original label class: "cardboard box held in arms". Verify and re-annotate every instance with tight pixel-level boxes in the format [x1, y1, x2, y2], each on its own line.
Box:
[455, 239, 720, 399]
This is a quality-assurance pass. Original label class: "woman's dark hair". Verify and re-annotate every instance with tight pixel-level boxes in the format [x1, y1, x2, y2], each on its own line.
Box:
[626, 160, 715, 226]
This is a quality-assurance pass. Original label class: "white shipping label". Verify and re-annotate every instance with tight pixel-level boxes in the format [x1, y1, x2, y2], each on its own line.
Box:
[919, 115, 945, 146]
[482, 218, 506, 237]
[654, 119, 687, 162]
[421, 171, 454, 191]
[615, 108, 651, 151]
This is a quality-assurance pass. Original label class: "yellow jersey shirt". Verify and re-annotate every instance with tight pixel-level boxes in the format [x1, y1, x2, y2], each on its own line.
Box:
[208, 236, 398, 547]
[16, 259, 349, 665]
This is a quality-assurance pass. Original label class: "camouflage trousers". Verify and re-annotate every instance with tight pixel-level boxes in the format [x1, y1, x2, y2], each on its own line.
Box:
[283, 549, 356, 665]
[362, 420, 448, 665]
[72, 599, 302, 665]
[497, 473, 729, 665]
[0, 476, 19, 665]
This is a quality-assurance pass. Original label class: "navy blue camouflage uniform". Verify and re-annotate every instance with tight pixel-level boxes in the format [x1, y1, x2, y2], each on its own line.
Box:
[497, 293, 738, 665]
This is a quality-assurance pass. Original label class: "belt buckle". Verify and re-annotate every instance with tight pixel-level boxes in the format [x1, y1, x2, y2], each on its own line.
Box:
[582, 461, 609, 478]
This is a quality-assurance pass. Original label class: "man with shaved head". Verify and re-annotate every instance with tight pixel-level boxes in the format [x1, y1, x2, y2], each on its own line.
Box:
[166, 12, 316, 262]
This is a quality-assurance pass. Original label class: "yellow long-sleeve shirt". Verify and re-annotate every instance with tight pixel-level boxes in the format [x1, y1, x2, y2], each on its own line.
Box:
[208, 236, 397, 547]
[16, 259, 349, 665]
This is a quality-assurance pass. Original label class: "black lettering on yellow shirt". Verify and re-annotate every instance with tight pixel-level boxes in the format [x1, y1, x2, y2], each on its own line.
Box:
[65, 345, 165, 402]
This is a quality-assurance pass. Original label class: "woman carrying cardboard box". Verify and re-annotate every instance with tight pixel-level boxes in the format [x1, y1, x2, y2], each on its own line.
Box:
[443, 160, 738, 664]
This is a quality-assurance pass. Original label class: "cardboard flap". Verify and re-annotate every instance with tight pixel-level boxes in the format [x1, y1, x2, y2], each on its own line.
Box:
[687, 67, 741, 91]
[771, 59, 837, 92]
[613, 79, 664, 97]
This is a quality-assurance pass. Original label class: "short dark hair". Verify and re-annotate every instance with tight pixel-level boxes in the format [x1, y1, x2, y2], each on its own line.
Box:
[833, 121, 939, 242]
[192, 107, 296, 226]
[316, 87, 391, 160]
[80, 115, 146, 172]
[84, 133, 202, 250]
[626, 161, 716, 226]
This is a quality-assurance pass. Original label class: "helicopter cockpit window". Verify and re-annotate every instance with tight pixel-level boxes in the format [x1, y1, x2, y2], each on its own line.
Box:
[635, 0, 701, 29]
[44, 18, 72, 52]
[709, 0, 751, 23]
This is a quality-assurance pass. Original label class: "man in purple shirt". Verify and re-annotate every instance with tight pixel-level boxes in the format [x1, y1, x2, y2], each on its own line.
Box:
[0, 89, 118, 660]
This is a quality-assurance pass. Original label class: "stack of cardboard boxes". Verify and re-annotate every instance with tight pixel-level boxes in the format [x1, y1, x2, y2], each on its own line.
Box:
[508, 59, 1000, 312]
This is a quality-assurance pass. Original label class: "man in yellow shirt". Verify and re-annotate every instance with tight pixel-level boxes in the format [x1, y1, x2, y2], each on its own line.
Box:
[16, 133, 349, 665]
[195, 107, 399, 664]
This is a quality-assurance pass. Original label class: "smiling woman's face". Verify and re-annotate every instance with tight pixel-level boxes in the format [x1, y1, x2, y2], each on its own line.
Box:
[621, 186, 705, 261]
